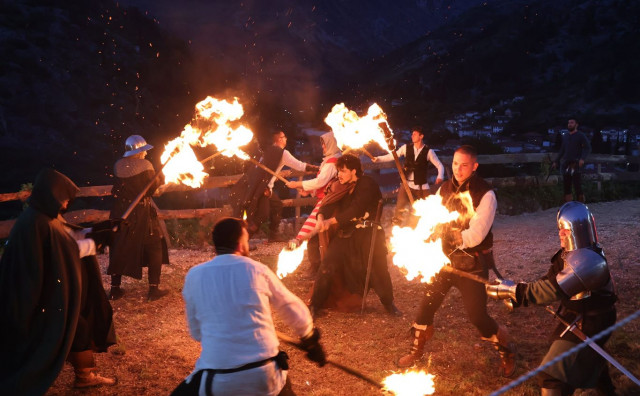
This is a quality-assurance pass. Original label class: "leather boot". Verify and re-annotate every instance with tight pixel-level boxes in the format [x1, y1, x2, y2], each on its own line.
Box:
[482, 325, 517, 377]
[108, 286, 124, 301]
[396, 324, 434, 368]
[68, 350, 116, 388]
[564, 194, 574, 203]
[147, 285, 169, 301]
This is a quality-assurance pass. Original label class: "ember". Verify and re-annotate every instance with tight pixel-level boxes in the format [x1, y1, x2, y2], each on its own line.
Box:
[382, 370, 436, 395]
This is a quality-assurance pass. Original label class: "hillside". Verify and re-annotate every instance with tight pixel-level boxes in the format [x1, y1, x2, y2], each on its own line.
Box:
[356, 0, 640, 131]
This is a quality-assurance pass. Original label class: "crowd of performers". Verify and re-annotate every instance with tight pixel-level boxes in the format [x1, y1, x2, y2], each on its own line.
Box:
[0, 125, 619, 396]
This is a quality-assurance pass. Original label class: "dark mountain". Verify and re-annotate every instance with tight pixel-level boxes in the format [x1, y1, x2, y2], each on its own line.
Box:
[353, 0, 640, 131]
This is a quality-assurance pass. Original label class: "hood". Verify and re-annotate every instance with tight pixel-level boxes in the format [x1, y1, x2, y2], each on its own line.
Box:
[321, 131, 340, 158]
[27, 169, 79, 219]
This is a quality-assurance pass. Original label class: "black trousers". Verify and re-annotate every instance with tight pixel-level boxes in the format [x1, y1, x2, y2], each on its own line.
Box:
[254, 192, 283, 235]
[562, 163, 583, 196]
[171, 371, 295, 396]
[415, 263, 498, 338]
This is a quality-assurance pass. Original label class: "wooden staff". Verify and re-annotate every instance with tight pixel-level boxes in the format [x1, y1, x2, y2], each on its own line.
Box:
[200, 151, 223, 165]
[117, 147, 180, 227]
[441, 265, 491, 285]
[342, 147, 375, 161]
[247, 157, 288, 183]
[378, 122, 414, 205]
[276, 331, 382, 388]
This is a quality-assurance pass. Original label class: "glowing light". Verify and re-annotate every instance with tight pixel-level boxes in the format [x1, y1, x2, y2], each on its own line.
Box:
[324, 103, 393, 152]
[382, 370, 436, 396]
[276, 241, 308, 278]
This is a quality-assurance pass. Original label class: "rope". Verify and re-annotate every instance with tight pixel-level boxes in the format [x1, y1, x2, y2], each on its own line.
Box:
[489, 309, 640, 396]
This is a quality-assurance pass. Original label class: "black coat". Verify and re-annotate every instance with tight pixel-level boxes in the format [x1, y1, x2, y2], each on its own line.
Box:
[0, 170, 83, 395]
[108, 157, 169, 278]
[229, 145, 284, 218]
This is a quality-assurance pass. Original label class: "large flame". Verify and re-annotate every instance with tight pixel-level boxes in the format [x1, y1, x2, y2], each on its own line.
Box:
[160, 96, 254, 187]
[390, 192, 474, 283]
[324, 103, 393, 152]
[382, 370, 436, 396]
[276, 241, 308, 279]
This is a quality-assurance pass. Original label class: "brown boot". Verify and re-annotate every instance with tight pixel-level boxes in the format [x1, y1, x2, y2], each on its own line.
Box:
[68, 350, 116, 388]
[482, 325, 517, 377]
[396, 324, 434, 368]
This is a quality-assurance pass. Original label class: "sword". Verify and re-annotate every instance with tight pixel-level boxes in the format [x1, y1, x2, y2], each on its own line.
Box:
[361, 199, 383, 314]
[545, 306, 640, 386]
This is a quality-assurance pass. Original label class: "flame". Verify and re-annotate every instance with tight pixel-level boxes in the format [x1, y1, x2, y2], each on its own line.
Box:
[390, 193, 475, 283]
[242, 210, 247, 221]
[324, 103, 393, 152]
[159, 96, 254, 187]
[382, 370, 436, 396]
[276, 241, 308, 278]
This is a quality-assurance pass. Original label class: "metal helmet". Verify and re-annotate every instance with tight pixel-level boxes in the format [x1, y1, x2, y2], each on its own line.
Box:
[556, 201, 598, 251]
[123, 135, 153, 157]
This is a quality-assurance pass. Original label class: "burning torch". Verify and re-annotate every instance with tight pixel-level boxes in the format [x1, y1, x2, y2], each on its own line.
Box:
[378, 121, 414, 206]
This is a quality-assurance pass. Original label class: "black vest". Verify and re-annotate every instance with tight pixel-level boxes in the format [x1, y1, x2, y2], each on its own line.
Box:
[439, 174, 493, 253]
[404, 143, 430, 186]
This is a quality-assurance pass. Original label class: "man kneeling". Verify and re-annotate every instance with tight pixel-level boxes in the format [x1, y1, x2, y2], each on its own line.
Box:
[173, 217, 326, 396]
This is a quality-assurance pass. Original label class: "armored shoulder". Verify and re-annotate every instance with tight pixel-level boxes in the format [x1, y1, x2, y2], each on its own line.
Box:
[556, 248, 610, 299]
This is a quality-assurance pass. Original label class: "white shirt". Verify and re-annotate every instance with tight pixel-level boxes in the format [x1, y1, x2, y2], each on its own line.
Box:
[267, 149, 307, 190]
[436, 187, 497, 249]
[182, 254, 313, 395]
[300, 153, 341, 193]
[376, 144, 445, 189]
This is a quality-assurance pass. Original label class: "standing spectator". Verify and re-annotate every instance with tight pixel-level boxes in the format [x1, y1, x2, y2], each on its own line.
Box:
[553, 118, 591, 203]
[173, 217, 326, 395]
[373, 126, 444, 226]
[395, 146, 516, 378]
[108, 135, 170, 301]
[0, 169, 116, 394]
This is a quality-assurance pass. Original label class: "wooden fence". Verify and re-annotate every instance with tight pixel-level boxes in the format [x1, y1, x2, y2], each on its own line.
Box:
[0, 153, 636, 239]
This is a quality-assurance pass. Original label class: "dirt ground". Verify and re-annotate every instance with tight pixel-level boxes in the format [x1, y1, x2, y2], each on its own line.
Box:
[47, 199, 640, 395]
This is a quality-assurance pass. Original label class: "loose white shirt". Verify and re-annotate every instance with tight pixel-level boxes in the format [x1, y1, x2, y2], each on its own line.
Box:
[182, 254, 313, 395]
[376, 144, 445, 190]
[436, 187, 497, 249]
[300, 153, 341, 193]
[267, 149, 307, 190]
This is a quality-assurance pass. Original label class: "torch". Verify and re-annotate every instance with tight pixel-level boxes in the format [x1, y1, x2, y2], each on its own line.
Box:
[116, 146, 180, 229]
[378, 121, 414, 206]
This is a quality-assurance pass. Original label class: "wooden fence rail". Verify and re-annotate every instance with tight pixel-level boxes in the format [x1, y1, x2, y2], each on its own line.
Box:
[0, 153, 636, 239]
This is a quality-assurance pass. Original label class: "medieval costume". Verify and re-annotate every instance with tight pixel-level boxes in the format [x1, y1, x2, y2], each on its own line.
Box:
[108, 135, 170, 301]
[375, 140, 444, 225]
[309, 174, 397, 314]
[173, 218, 324, 395]
[291, 132, 342, 273]
[487, 202, 617, 395]
[0, 169, 115, 395]
[397, 172, 516, 376]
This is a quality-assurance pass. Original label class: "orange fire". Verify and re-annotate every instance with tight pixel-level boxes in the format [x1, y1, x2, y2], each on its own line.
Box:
[324, 103, 393, 152]
[390, 192, 475, 283]
[382, 370, 436, 396]
[161, 96, 254, 187]
[276, 241, 308, 279]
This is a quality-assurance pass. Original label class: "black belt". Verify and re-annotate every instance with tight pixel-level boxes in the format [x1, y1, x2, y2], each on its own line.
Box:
[200, 351, 288, 396]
